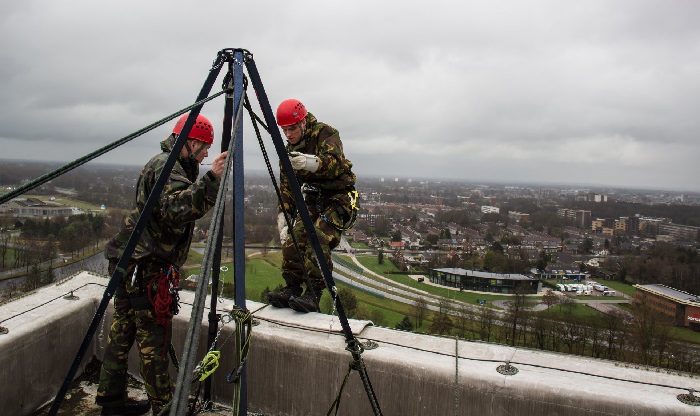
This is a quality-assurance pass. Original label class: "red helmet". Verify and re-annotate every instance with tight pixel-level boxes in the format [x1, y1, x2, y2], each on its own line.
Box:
[276, 99, 307, 127]
[172, 114, 214, 144]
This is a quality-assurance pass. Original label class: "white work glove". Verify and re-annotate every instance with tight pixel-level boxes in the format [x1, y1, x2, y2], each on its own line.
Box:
[277, 212, 289, 243]
[289, 151, 320, 173]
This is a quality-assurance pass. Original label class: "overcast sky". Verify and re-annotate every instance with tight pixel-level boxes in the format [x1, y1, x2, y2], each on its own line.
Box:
[1, 1, 699, 192]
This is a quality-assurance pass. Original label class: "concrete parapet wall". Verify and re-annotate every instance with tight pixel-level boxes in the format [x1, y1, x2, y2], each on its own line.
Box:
[1, 272, 699, 415]
[0, 275, 103, 416]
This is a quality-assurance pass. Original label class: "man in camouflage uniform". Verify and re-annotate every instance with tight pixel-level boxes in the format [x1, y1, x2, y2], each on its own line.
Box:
[268, 99, 357, 313]
[96, 113, 227, 416]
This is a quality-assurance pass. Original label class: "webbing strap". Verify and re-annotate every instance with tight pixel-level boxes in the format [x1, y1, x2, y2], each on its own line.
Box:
[48, 54, 227, 416]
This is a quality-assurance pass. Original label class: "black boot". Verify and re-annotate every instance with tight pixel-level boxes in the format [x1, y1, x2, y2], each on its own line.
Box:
[100, 398, 151, 416]
[289, 285, 324, 313]
[267, 285, 302, 308]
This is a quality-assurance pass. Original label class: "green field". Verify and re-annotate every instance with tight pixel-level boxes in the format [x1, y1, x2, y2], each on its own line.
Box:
[183, 250, 424, 328]
[595, 279, 637, 297]
[538, 302, 603, 319]
[25, 194, 109, 214]
[184, 250, 284, 302]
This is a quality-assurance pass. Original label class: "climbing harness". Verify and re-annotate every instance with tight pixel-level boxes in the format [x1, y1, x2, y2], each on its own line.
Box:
[320, 188, 360, 231]
[301, 182, 359, 232]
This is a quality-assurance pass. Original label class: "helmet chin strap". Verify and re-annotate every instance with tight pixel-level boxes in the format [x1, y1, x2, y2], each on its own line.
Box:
[184, 140, 206, 161]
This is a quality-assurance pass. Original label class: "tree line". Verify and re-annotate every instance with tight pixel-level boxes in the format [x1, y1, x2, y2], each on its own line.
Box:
[396, 288, 699, 374]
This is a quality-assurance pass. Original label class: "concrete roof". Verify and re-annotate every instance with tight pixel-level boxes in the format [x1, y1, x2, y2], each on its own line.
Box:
[635, 283, 700, 305]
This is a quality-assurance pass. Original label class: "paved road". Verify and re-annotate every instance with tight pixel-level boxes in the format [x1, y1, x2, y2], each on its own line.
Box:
[335, 237, 631, 317]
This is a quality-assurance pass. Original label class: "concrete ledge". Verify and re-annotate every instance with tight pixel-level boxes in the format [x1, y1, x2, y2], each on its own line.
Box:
[2, 272, 700, 415]
[0, 274, 104, 416]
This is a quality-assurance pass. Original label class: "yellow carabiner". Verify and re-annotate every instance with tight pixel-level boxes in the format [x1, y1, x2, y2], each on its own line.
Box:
[195, 351, 220, 381]
[348, 190, 359, 211]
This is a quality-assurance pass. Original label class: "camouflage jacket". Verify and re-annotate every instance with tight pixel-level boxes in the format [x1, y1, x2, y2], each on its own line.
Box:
[279, 112, 356, 217]
[105, 135, 221, 267]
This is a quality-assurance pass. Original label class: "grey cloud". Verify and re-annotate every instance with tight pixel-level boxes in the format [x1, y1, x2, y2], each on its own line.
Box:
[1, 0, 699, 191]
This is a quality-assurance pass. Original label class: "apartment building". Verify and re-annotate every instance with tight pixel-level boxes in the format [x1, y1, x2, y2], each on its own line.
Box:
[658, 223, 700, 242]
[557, 208, 592, 229]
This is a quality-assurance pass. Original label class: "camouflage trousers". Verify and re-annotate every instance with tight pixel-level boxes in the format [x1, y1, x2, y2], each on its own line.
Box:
[281, 202, 343, 289]
[96, 265, 173, 411]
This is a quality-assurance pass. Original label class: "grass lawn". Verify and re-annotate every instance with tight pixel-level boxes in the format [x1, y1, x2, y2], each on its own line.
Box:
[670, 327, 700, 344]
[538, 303, 603, 319]
[184, 250, 283, 302]
[596, 280, 636, 297]
[183, 249, 425, 328]
[0, 247, 19, 271]
[348, 241, 369, 249]
[354, 254, 400, 274]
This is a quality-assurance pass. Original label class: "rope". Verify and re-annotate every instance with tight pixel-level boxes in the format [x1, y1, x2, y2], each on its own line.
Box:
[227, 306, 253, 415]
[327, 362, 356, 416]
[188, 308, 250, 414]
[169, 75, 244, 416]
[146, 266, 180, 358]
[0, 91, 228, 206]
[149, 271, 176, 327]
[0, 282, 102, 326]
[349, 334, 700, 392]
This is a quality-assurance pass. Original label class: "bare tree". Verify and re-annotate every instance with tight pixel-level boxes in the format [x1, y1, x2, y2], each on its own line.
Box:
[629, 296, 674, 366]
[412, 296, 429, 329]
[602, 309, 626, 361]
[429, 298, 453, 335]
[589, 316, 606, 358]
[24, 263, 42, 292]
[541, 289, 559, 309]
[477, 306, 496, 342]
[559, 295, 576, 314]
[531, 313, 551, 350]
[454, 303, 471, 338]
[0, 234, 9, 268]
[504, 284, 533, 346]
